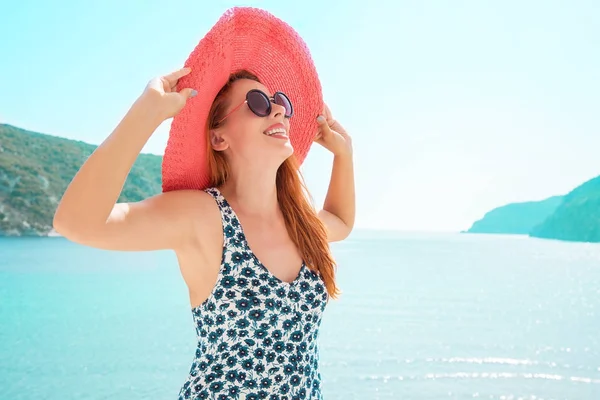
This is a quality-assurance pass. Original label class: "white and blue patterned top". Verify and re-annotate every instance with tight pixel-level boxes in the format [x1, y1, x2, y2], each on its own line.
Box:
[178, 187, 329, 400]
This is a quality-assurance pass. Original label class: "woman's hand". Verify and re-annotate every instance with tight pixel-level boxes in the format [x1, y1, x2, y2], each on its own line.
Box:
[314, 103, 353, 158]
[140, 67, 197, 121]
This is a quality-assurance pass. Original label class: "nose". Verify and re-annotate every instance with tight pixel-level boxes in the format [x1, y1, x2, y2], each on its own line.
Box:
[271, 101, 286, 118]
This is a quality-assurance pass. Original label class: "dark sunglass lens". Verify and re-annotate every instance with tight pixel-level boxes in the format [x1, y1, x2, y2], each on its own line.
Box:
[274, 92, 293, 117]
[247, 91, 271, 116]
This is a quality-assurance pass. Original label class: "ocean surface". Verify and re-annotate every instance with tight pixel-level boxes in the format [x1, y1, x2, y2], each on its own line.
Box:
[1, 231, 599, 400]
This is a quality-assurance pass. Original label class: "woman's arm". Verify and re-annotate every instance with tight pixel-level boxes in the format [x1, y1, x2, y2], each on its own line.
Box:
[53, 67, 202, 251]
[314, 105, 355, 242]
[318, 152, 355, 242]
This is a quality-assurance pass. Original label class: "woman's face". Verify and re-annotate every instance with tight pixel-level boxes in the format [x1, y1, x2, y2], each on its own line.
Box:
[210, 78, 294, 169]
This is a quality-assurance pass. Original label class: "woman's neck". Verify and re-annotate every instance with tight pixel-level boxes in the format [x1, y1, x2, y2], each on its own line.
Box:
[218, 164, 280, 218]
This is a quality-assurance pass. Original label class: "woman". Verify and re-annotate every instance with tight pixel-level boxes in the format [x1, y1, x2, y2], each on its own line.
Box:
[54, 7, 355, 400]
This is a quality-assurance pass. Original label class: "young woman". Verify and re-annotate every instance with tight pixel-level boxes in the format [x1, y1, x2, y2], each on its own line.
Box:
[54, 7, 355, 400]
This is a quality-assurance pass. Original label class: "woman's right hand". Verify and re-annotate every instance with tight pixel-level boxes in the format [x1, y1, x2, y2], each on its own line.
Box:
[141, 67, 197, 121]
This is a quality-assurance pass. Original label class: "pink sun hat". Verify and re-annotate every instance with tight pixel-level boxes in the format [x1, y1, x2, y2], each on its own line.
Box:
[161, 7, 324, 193]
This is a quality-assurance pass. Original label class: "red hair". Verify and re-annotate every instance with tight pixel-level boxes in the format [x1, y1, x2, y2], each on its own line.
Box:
[205, 70, 340, 299]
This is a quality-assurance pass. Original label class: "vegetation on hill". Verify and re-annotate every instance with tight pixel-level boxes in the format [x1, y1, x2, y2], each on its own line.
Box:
[0, 123, 162, 236]
[466, 173, 600, 243]
[465, 196, 564, 235]
[530, 175, 600, 242]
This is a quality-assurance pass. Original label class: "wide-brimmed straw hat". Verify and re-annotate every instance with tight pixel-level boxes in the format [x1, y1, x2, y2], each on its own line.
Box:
[162, 7, 323, 192]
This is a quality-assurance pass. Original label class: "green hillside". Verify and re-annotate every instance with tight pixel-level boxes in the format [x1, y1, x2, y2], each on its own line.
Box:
[465, 195, 564, 235]
[0, 124, 162, 236]
[530, 175, 600, 242]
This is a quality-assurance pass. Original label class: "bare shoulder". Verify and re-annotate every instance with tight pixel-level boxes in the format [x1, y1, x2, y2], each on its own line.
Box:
[124, 188, 223, 252]
[61, 188, 223, 252]
[150, 189, 222, 248]
[155, 189, 217, 217]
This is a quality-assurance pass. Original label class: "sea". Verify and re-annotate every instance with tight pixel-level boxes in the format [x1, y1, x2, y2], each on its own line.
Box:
[1, 231, 599, 400]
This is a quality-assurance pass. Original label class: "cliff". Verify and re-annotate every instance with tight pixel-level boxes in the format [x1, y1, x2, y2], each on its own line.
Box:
[530, 175, 600, 242]
[465, 196, 564, 235]
[0, 123, 162, 236]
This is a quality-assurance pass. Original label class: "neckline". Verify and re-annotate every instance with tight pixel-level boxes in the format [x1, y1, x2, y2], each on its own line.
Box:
[211, 187, 305, 286]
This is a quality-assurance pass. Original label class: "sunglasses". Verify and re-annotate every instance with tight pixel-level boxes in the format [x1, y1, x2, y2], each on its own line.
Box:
[217, 89, 294, 125]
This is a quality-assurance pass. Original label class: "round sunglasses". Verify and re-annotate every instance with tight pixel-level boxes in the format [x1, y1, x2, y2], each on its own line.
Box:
[217, 89, 294, 125]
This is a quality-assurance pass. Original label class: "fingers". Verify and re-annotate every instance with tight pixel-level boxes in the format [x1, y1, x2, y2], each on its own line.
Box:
[317, 114, 336, 131]
[315, 115, 331, 141]
[321, 111, 346, 136]
[178, 88, 198, 99]
[317, 115, 328, 127]
[322, 103, 333, 123]
[163, 67, 192, 87]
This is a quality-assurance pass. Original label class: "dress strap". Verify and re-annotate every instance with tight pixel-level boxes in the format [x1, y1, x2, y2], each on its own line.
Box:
[204, 187, 245, 251]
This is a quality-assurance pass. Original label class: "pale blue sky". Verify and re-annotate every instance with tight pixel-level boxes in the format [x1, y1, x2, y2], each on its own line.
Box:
[1, 0, 599, 231]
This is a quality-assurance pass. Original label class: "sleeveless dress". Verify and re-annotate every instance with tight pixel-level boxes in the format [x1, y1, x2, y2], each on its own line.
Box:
[177, 187, 329, 400]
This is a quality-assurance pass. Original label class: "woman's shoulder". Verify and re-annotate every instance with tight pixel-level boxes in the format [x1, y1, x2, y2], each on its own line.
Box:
[158, 188, 219, 216]
[157, 188, 223, 248]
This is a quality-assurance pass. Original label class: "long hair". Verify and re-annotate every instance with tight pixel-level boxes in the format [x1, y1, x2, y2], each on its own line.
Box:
[205, 70, 340, 299]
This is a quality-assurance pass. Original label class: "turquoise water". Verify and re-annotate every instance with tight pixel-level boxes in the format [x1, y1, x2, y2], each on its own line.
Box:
[1, 231, 599, 399]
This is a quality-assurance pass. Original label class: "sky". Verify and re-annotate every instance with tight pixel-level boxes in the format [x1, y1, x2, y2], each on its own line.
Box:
[1, 0, 599, 232]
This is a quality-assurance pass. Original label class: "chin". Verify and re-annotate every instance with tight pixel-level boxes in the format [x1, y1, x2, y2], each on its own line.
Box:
[281, 142, 295, 159]
[268, 138, 294, 156]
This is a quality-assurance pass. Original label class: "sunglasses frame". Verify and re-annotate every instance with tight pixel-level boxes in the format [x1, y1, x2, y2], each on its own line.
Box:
[217, 89, 294, 125]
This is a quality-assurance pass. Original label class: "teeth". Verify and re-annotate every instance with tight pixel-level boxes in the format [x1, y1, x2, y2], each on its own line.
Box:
[264, 128, 287, 136]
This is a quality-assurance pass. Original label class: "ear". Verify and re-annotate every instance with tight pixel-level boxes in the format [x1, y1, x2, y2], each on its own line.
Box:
[210, 130, 229, 152]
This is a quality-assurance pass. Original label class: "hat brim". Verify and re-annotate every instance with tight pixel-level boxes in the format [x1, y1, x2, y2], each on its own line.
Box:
[162, 7, 323, 192]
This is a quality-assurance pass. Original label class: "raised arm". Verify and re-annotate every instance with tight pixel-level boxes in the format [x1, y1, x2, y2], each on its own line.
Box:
[314, 105, 355, 242]
[53, 68, 203, 251]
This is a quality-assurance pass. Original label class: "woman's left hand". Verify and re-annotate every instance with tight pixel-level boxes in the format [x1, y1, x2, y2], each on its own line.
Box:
[314, 103, 353, 157]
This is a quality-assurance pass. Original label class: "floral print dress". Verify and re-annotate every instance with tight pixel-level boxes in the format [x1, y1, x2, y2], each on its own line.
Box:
[177, 187, 329, 400]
